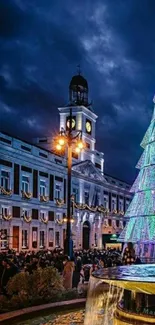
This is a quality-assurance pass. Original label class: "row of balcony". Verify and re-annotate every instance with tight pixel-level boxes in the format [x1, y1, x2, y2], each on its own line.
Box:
[0, 186, 127, 217]
[0, 186, 60, 203]
[0, 211, 126, 229]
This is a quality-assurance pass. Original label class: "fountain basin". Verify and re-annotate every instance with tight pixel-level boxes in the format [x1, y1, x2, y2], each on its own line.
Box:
[84, 265, 155, 325]
[114, 305, 155, 324]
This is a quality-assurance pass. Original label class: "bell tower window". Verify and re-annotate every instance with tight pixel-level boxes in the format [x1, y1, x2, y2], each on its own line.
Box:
[69, 68, 91, 108]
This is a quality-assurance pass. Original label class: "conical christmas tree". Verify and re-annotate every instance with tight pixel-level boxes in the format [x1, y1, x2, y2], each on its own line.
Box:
[119, 97, 155, 258]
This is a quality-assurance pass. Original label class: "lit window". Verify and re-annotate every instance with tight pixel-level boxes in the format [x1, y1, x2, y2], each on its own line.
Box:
[32, 227, 38, 248]
[40, 211, 47, 222]
[22, 176, 29, 192]
[108, 219, 112, 227]
[49, 228, 54, 246]
[22, 230, 28, 248]
[1, 170, 10, 190]
[55, 184, 61, 199]
[55, 231, 60, 247]
[2, 207, 9, 217]
[40, 231, 45, 247]
[0, 229, 7, 249]
[40, 180, 46, 196]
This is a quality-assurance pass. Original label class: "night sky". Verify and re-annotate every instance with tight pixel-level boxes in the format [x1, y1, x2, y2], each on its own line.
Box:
[0, 0, 155, 184]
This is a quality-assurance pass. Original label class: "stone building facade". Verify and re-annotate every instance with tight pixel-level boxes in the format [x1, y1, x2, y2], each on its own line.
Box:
[0, 73, 132, 251]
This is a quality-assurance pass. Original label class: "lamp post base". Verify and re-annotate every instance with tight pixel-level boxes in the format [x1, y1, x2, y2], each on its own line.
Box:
[64, 238, 73, 259]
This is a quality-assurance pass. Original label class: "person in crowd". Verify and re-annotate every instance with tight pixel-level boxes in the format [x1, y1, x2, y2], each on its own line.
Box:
[72, 256, 82, 288]
[90, 263, 99, 276]
[0, 246, 125, 295]
[62, 256, 74, 290]
[25, 256, 39, 274]
[98, 258, 105, 269]
[135, 256, 142, 264]
[0, 258, 19, 295]
[122, 242, 135, 265]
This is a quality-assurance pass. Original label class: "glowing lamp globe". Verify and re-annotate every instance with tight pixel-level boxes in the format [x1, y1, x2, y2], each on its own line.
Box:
[63, 215, 67, 222]
[56, 144, 62, 151]
[58, 137, 65, 146]
[77, 140, 84, 149]
[75, 147, 80, 153]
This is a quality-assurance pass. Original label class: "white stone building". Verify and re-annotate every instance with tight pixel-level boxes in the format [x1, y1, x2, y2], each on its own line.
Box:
[0, 73, 132, 251]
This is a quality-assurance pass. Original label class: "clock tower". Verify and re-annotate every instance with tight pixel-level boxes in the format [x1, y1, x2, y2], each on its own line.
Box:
[58, 70, 104, 173]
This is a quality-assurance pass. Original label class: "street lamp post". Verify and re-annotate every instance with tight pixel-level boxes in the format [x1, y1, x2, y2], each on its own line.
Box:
[55, 108, 84, 258]
[64, 108, 72, 258]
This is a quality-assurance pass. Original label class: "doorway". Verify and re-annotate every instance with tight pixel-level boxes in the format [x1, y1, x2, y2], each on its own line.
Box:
[13, 226, 19, 251]
[83, 221, 90, 250]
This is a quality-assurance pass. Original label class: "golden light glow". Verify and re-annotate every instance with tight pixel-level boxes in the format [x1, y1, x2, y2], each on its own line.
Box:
[70, 217, 74, 223]
[58, 136, 65, 146]
[63, 216, 67, 222]
[75, 147, 80, 153]
[77, 140, 84, 149]
[56, 143, 62, 151]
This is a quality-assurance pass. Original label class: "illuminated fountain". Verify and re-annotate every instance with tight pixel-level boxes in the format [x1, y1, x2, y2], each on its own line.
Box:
[84, 264, 155, 325]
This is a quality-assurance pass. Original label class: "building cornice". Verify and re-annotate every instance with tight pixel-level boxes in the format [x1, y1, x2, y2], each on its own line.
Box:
[58, 106, 98, 120]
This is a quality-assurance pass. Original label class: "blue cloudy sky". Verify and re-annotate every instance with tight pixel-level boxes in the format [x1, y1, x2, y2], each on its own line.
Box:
[0, 0, 155, 183]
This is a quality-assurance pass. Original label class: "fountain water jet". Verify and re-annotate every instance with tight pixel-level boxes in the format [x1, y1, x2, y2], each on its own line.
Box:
[84, 264, 155, 325]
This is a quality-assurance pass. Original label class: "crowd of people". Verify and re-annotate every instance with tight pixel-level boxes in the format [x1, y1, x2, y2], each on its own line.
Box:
[0, 244, 139, 295]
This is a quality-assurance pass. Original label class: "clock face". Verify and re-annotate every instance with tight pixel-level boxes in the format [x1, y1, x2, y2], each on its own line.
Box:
[86, 119, 92, 134]
[66, 116, 76, 130]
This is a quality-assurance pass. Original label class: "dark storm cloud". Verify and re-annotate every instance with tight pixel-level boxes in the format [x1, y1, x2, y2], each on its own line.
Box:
[0, 0, 155, 182]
